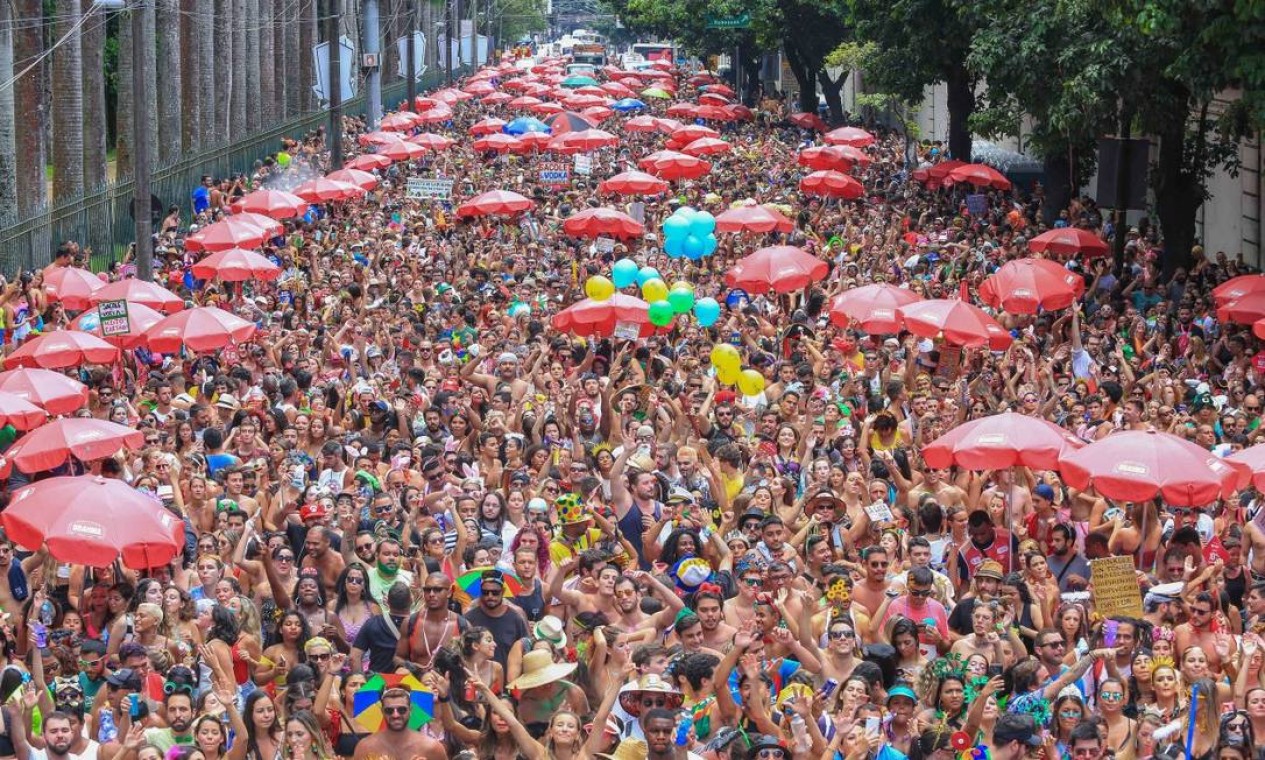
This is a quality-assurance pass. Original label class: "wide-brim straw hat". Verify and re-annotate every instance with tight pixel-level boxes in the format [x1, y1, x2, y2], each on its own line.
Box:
[508, 649, 577, 691]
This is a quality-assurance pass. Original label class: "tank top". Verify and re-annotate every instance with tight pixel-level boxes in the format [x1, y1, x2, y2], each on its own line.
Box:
[510, 579, 546, 623]
[230, 642, 251, 685]
[616, 501, 661, 570]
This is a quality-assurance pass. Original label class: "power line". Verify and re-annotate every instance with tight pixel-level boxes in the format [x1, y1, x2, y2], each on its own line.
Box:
[0, 1, 101, 94]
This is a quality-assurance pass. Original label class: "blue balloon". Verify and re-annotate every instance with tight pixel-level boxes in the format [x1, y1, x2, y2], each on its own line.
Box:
[694, 297, 721, 327]
[664, 236, 685, 257]
[683, 234, 705, 259]
[637, 266, 661, 286]
[612, 258, 639, 288]
[689, 212, 717, 237]
[702, 234, 718, 255]
[663, 215, 691, 240]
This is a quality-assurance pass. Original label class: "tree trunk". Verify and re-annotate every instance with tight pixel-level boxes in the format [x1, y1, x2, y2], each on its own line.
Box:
[817, 70, 846, 126]
[1041, 150, 1074, 227]
[944, 63, 974, 164]
[214, 0, 231, 139]
[142, 0, 158, 170]
[782, 42, 818, 115]
[156, 0, 182, 165]
[0, 1, 16, 223]
[285, 0, 301, 115]
[422, 0, 436, 82]
[344, 0, 362, 93]
[81, 0, 107, 191]
[259, 0, 276, 128]
[230, 0, 246, 140]
[1153, 117, 1198, 281]
[52, 0, 84, 202]
[179, 0, 197, 154]
[245, 0, 261, 134]
[115, 3, 134, 179]
[740, 49, 761, 107]
[197, 0, 216, 148]
[300, 0, 317, 112]
[382, 0, 398, 88]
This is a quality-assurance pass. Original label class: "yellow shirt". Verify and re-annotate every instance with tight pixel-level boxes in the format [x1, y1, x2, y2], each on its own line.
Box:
[549, 527, 604, 566]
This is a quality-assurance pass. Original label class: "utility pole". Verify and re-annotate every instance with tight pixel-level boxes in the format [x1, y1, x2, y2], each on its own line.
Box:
[326, 0, 343, 168]
[363, 0, 381, 128]
[405, 0, 417, 110]
[133, 0, 153, 281]
[446, 0, 456, 83]
[469, 0, 477, 68]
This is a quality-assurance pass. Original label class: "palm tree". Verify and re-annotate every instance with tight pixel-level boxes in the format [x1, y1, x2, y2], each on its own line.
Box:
[422, 0, 436, 79]
[0, 0, 16, 223]
[259, 0, 275, 128]
[197, 0, 215, 147]
[214, 0, 231, 139]
[245, 0, 261, 133]
[81, 0, 108, 190]
[142, 1, 158, 170]
[115, 1, 134, 178]
[52, 0, 84, 202]
[179, 0, 200, 153]
[284, 0, 300, 116]
[230, 0, 246, 140]
[300, 0, 316, 112]
[156, 0, 182, 165]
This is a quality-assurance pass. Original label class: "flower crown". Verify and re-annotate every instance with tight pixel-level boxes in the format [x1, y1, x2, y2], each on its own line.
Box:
[826, 579, 851, 606]
[1153, 626, 1175, 642]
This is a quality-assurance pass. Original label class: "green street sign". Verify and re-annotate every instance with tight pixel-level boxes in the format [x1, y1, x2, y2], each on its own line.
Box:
[705, 12, 751, 29]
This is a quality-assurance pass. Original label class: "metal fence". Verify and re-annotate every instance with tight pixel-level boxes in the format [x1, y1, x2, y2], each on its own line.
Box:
[0, 67, 467, 274]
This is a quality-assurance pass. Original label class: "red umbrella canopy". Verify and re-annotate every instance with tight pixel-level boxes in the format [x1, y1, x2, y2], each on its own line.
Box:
[481, 91, 512, 104]
[145, 306, 258, 353]
[898, 299, 1013, 349]
[3, 417, 143, 473]
[190, 248, 282, 282]
[1026, 228, 1110, 258]
[548, 128, 618, 153]
[346, 153, 392, 171]
[714, 205, 794, 234]
[473, 133, 524, 153]
[5, 330, 119, 369]
[0, 392, 45, 431]
[601, 82, 634, 97]
[326, 168, 379, 190]
[823, 126, 876, 147]
[923, 411, 1084, 471]
[544, 111, 597, 134]
[704, 83, 735, 97]
[1060, 430, 1248, 505]
[800, 170, 864, 199]
[508, 95, 543, 108]
[598, 171, 670, 196]
[1230, 443, 1265, 491]
[666, 102, 698, 119]
[798, 146, 860, 173]
[0, 368, 89, 415]
[70, 302, 166, 350]
[726, 104, 754, 121]
[828, 284, 922, 333]
[379, 111, 421, 131]
[516, 132, 553, 151]
[583, 106, 614, 122]
[292, 177, 360, 202]
[1214, 274, 1265, 305]
[530, 101, 565, 115]
[3, 475, 184, 568]
[655, 118, 685, 134]
[725, 246, 829, 294]
[357, 130, 406, 147]
[231, 188, 309, 219]
[551, 294, 657, 338]
[623, 115, 661, 133]
[681, 137, 731, 157]
[409, 132, 455, 150]
[1218, 291, 1265, 325]
[378, 141, 427, 162]
[42, 266, 104, 310]
[946, 163, 1012, 190]
[978, 258, 1086, 314]
[671, 125, 719, 142]
[790, 112, 829, 131]
[699, 92, 730, 106]
[638, 151, 712, 181]
[416, 105, 454, 123]
[90, 278, 183, 314]
[456, 190, 535, 218]
[695, 104, 733, 121]
[470, 117, 508, 135]
[913, 159, 967, 188]
[563, 94, 610, 109]
[562, 208, 645, 240]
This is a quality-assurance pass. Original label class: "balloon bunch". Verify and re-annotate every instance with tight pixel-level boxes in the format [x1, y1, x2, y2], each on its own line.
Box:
[709, 343, 766, 397]
[596, 257, 721, 328]
[663, 207, 718, 260]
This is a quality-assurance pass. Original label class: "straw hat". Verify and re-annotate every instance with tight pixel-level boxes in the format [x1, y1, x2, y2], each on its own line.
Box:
[596, 739, 649, 760]
[508, 649, 576, 691]
[617, 673, 683, 716]
[532, 615, 567, 649]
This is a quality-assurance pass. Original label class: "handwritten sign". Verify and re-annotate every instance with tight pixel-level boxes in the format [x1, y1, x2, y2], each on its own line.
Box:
[594, 237, 616, 254]
[574, 154, 593, 176]
[965, 193, 988, 216]
[613, 321, 641, 341]
[98, 300, 130, 336]
[406, 177, 454, 199]
[864, 501, 895, 523]
[539, 162, 571, 188]
[935, 344, 962, 381]
[1090, 556, 1142, 619]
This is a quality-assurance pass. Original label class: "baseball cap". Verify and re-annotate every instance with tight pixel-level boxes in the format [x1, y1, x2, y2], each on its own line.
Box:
[994, 714, 1042, 747]
[1034, 484, 1055, 502]
[106, 668, 142, 690]
[976, 560, 1004, 580]
[299, 502, 330, 522]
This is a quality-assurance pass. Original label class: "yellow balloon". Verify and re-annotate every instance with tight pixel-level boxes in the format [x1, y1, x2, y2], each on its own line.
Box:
[710, 343, 741, 371]
[717, 363, 741, 385]
[641, 277, 669, 303]
[738, 368, 766, 397]
[670, 280, 694, 294]
[585, 275, 615, 301]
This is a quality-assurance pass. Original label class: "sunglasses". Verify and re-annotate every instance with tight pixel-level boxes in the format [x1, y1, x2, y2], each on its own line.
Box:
[909, 588, 933, 598]
[309, 652, 331, 661]
[742, 577, 763, 587]
[829, 629, 854, 639]
[640, 697, 669, 708]
[382, 706, 409, 716]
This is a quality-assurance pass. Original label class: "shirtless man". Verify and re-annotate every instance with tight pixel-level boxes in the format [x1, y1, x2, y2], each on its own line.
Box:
[852, 547, 893, 619]
[398, 573, 466, 672]
[908, 466, 966, 511]
[462, 350, 530, 402]
[221, 467, 260, 517]
[694, 591, 737, 650]
[1174, 589, 1236, 676]
[301, 525, 346, 596]
[949, 602, 1012, 666]
[622, 573, 686, 633]
[1243, 515, 1265, 583]
[550, 560, 621, 621]
[353, 687, 445, 759]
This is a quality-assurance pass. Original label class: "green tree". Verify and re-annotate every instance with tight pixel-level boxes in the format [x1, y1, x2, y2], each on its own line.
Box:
[846, 0, 979, 161]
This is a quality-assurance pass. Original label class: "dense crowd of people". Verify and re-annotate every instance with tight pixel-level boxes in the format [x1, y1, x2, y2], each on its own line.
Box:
[2, 48, 1265, 760]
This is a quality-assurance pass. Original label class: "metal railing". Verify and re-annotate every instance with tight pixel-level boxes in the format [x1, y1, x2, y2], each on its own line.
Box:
[0, 66, 467, 274]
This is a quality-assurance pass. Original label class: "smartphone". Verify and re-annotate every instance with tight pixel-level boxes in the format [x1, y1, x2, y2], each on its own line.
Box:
[865, 717, 881, 734]
[987, 664, 1003, 679]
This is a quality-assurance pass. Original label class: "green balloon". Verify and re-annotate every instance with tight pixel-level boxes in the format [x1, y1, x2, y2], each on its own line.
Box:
[276, 151, 292, 167]
[667, 286, 696, 314]
[648, 300, 675, 327]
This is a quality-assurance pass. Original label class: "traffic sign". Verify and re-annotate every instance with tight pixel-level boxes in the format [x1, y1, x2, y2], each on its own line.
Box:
[705, 13, 751, 29]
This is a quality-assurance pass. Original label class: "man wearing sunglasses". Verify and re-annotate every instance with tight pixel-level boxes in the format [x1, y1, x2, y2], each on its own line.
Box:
[352, 686, 445, 760]
[873, 567, 950, 657]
